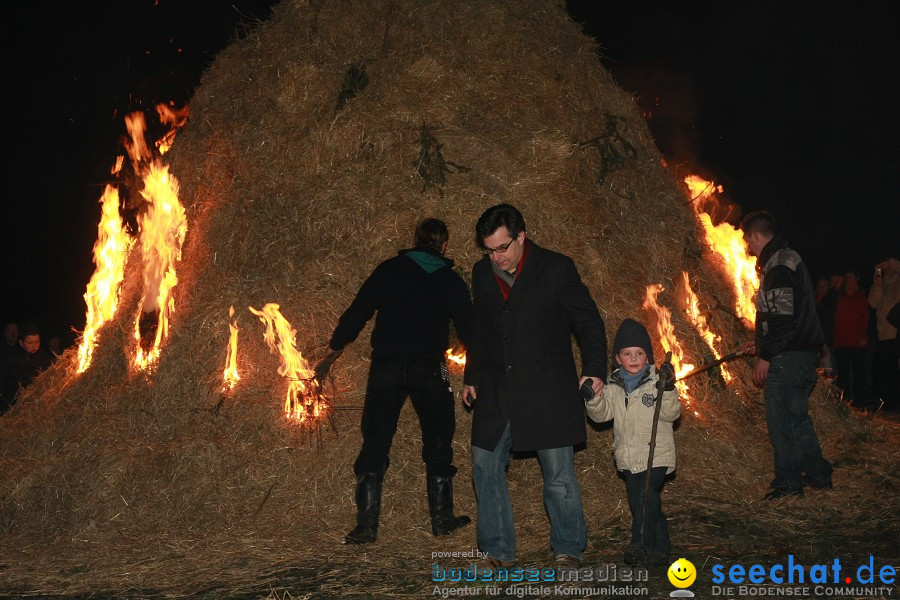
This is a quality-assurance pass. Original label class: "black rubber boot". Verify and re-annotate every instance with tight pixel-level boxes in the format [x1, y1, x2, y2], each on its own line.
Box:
[427, 475, 471, 536]
[344, 472, 382, 544]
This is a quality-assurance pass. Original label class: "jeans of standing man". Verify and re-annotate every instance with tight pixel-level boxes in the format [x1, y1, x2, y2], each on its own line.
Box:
[624, 467, 671, 557]
[354, 356, 457, 477]
[471, 421, 586, 562]
[764, 351, 833, 490]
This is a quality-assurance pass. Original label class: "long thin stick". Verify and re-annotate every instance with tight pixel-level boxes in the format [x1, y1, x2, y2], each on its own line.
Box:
[640, 351, 672, 561]
[677, 348, 748, 381]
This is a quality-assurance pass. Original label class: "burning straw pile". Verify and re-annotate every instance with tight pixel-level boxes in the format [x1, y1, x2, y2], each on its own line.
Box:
[1, 0, 896, 596]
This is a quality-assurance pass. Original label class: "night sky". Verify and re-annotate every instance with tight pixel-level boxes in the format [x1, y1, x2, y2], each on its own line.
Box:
[2, 1, 898, 348]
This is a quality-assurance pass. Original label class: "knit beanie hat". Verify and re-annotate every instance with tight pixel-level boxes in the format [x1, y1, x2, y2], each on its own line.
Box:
[613, 318, 654, 364]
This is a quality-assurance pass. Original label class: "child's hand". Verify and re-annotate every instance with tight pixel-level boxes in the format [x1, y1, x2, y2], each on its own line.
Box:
[659, 363, 676, 391]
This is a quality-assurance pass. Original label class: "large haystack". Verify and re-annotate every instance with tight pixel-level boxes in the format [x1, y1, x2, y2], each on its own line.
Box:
[1, 0, 896, 596]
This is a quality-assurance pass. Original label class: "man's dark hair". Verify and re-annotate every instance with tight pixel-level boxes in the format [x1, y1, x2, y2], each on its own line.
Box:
[475, 204, 526, 248]
[415, 218, 449, 250]
[740, 210, 776, 237]
[20, 322, 41, 340]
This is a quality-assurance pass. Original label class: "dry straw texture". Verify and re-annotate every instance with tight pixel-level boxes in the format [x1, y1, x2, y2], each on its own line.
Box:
[1, 0, 896, 596]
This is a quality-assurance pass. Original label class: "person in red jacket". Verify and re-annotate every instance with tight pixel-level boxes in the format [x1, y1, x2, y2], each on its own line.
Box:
[833, 271, 870, 408]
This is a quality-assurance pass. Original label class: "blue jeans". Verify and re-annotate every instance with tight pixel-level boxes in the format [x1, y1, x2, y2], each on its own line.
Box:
[765, 351, 833, 489]
[471, 422, 586, 562]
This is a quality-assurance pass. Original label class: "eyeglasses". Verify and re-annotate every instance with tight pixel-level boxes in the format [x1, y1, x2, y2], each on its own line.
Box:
[481, 236, 518, 256]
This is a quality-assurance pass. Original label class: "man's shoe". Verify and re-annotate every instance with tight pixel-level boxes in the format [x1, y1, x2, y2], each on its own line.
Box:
[803, 475, 833, 489]
[467, 556, 516, 577]
[344, 522, 377, 544]
[554, 554, 581, 569]
[343, 472, 382, 544]
[649, 551, 671, 566]
[764, 487, 804, 500]
[623, 545, 647, 566]
[427, 475, 471, 536]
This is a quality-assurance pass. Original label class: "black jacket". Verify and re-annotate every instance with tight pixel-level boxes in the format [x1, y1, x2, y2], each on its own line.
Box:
[755, 236, 824, 360]
[329, 247, 472, 361]
[464, 241, 607, 451]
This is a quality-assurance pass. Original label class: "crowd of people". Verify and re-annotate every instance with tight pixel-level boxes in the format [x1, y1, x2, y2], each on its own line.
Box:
[0, 321, 59, 413]
[313, 205, 879, 573]
[815, 258, 900, 412]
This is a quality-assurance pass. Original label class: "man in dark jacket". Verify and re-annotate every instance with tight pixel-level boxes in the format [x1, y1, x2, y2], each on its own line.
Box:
[742, 211, 833, 500]
[463, 204, 606, 569]
[316, 218, 472, 544]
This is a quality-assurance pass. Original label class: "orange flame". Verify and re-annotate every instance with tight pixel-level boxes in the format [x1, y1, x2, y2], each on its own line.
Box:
[643, 284, 694, 399]
[445, 346, 466, 372]
[76, 176, 134, 373]
[122, 108, 189, 369]
[223, 306, 240, 392]
[133, 162, 188, 368]
[124, 111, 153, 168]
[249, 303, 327, 425]
[155, 103, 189, 155]
[685, 175, 758, 326]
[678, 271, 732, 382]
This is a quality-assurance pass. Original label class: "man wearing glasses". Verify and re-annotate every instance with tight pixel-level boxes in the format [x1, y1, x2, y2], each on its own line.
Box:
[463, 203, 607, 570]
[315, 218, 473, 544]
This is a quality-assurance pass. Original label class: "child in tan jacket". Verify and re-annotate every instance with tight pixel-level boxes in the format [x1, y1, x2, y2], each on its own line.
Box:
[585, 318, 680, 567]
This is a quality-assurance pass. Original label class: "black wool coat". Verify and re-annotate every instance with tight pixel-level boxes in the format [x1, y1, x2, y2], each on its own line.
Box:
[464, 241, 607, 452]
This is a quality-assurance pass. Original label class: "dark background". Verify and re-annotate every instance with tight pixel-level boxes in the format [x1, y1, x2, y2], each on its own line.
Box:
[2, 1, 898, 349]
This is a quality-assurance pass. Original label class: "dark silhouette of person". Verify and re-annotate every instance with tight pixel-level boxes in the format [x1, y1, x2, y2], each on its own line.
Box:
[815, 277, 837, 377]
[315, 218, 473, 544]
[869, 258, 900, 411]
[3, 323, 53, 412]
[833, 272, 870, 407]
[1, 321, 21, 412]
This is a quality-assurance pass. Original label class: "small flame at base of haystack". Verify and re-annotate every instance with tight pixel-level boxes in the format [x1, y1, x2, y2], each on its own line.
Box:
[222, 306, 240, 393]
[249, 303, 329, 427]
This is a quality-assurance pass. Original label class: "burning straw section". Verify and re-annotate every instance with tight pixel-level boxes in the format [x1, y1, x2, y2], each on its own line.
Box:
[127, 109, 189, 370]
[76, 174, 133, 373]
[248, 303, 329, 428]
[685, 174, 758, 326]
[0, 1, 896, 596]
[76, 104, 190, 373]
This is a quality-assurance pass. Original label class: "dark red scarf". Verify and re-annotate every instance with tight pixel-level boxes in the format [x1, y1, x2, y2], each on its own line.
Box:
[492, 238, 532, 301]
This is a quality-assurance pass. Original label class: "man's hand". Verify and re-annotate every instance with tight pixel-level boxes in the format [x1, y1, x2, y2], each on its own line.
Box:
[580, 376, 603, 398]
[313, 349, 342, 382]
[740, 340, 757, 356]
[752, 358, 770, 387]
[463, 385, 477, 408]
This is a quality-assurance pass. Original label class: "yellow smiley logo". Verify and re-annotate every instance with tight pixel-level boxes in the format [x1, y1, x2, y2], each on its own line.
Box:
[667, 557, 697, 588]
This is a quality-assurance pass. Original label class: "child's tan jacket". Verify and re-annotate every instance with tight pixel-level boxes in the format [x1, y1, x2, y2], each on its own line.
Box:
[585, 365, 681, 474]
